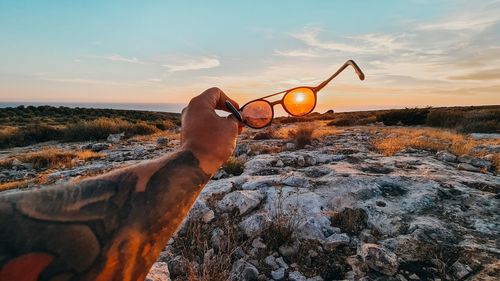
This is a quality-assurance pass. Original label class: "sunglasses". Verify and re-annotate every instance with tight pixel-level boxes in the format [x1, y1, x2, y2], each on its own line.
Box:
[225, 60, 365, 129]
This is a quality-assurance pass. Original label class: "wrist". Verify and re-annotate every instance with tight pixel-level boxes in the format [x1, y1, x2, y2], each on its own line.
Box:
[180, 143, 222, 176]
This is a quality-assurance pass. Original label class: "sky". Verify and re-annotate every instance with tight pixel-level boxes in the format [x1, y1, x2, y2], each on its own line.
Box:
[0, 0, 499, 112]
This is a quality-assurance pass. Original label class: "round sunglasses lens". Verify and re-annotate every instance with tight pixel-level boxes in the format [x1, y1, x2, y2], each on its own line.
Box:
[242, 100, 273, 128]
[283, 87, 316, 116]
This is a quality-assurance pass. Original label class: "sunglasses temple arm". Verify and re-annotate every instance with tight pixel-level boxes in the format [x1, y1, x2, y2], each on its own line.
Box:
[314, 60, 365, 92]
[225, 100, 243, 122]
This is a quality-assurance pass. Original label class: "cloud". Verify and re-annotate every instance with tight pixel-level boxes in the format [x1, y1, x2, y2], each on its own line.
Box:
[449, 68, 500, 80]
[39, 77, 146, 87]
[163, 57, 220, 72]
[290, 26, 408, 55]
[416, 17, 498, 31]
[348, 33, 407, 52]
[93, 54, 144, 64]
[291, 26, 367, 53]
[273, 49, 320, 58]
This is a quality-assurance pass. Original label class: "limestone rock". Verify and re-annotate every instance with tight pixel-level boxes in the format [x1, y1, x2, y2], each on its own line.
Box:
[231, 259, 259, 281]
[436, 151, 456, 162]
[239, 212, 270, 237]
[271, 268, 285, 280]
[217, 190, 265, 215]
[457, 163, 480, 172]
[146, 262, 171, 281]
[107, 132, 124, 143]
[359, 243, 399, 276]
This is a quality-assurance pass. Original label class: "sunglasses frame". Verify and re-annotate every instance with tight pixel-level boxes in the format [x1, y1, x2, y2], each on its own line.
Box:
[237, 60, 365, 129]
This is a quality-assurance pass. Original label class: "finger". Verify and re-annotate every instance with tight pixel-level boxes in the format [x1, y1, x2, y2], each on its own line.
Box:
[215, 93, 239, 112]
[238, 124, 243, 135]
[189, 87, 240, 114]
[226, 113, 242, 124]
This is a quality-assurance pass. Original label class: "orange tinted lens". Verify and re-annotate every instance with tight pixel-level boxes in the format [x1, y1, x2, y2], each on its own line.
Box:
[283, 87, 316, 116]
[242, 100, 273, 128]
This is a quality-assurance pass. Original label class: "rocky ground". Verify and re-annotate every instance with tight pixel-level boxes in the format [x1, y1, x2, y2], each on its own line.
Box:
[1, 124, 499, 281]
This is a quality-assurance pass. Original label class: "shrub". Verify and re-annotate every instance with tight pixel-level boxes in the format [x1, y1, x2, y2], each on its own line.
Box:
[19, 148, 76, 169]
[0, 124, 64, 148]
[288, 125, 315, 149]
[377, 108, 430, 126]
[328, 208, 368, 235]
[65, 118, 129, 141]
[127, 121, 160, 136]
[253, 129, 276, 140]
[154, 119, 176, 130]
[327, 117, 354, 126]
[261, 188, 302, 251]
[279, 116, 308, 124]
[221, 157, 245, 176]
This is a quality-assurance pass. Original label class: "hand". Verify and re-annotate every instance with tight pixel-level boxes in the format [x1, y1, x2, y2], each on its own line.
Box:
[180, 87, 242, 175]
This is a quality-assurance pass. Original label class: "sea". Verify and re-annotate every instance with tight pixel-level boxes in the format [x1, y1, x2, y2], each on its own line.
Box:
[0, 102, 186, 113]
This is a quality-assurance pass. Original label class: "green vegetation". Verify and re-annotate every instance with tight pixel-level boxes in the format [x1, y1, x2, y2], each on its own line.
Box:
[0, 105, 180, 148]
[221, 156, 245, 176]
[321, 105, 498, 133]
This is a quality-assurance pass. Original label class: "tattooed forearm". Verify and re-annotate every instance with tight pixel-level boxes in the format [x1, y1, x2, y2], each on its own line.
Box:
[0, 149, 210, 281]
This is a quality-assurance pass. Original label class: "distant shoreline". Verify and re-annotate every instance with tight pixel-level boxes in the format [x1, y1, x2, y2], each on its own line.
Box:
[0, 102, 186, 113]
[1, 102, 499, 115]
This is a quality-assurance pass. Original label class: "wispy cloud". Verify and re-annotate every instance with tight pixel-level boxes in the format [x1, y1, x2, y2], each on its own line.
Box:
[163, 57, 220, 72]
[93, 54, 144, 64]
[39, 77, 146, 87]
[273, 49, 320, 58]
[416, 17, 498, 31]
[449, 68, 500, 80]
[291, 26, 366, 53]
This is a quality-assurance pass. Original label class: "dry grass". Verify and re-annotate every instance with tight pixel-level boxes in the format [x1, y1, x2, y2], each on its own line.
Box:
[76, 150, 105, 161]
[0, 173, 50, 191]
[130, 129, 180, 142]
[0, 148, 105, 191]
[171, 212, 243, 281]
[248, 143, 281, 155]
[18, 148, 76, 169]
[313, 123, 340, 138]
[371, 127, 499, 156]
[371, 127, 500, 172]
[288, 124, 315, 149]
[262, 188, 302, 251]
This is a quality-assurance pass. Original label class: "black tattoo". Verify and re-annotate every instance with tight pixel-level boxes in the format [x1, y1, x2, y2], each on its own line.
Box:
[0, 150, 209, 281]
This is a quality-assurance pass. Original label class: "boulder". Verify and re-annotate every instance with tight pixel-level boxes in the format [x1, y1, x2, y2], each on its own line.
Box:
[264, 255, 279, 270]
[279, 244, 299, 258]
[276, 257, 289, 269]
[288, 271, 307, 281]
[231, 259, 259, 281]
[359, 243, 399, 276]
[146, 262, 171, 281]
[436, 151, 456, 162]
[210, 228, 224, 250]
[156, 137, 169, 145]
[217, 190, 265, 215]
[271, 268, 285, 280]
[239, 212, 270, 237]
[285, 142, 296, 150]
[107, 132, 124, 143]
[296, 155, 306, 166]
[457, 163, 480, 172]
[202, 210, 215, 223]
[322, 233, 350, 250]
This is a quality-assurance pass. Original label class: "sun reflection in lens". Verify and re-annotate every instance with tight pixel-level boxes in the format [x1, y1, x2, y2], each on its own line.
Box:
[283, 87, 315, 116]
[295, 93, 305, 103]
